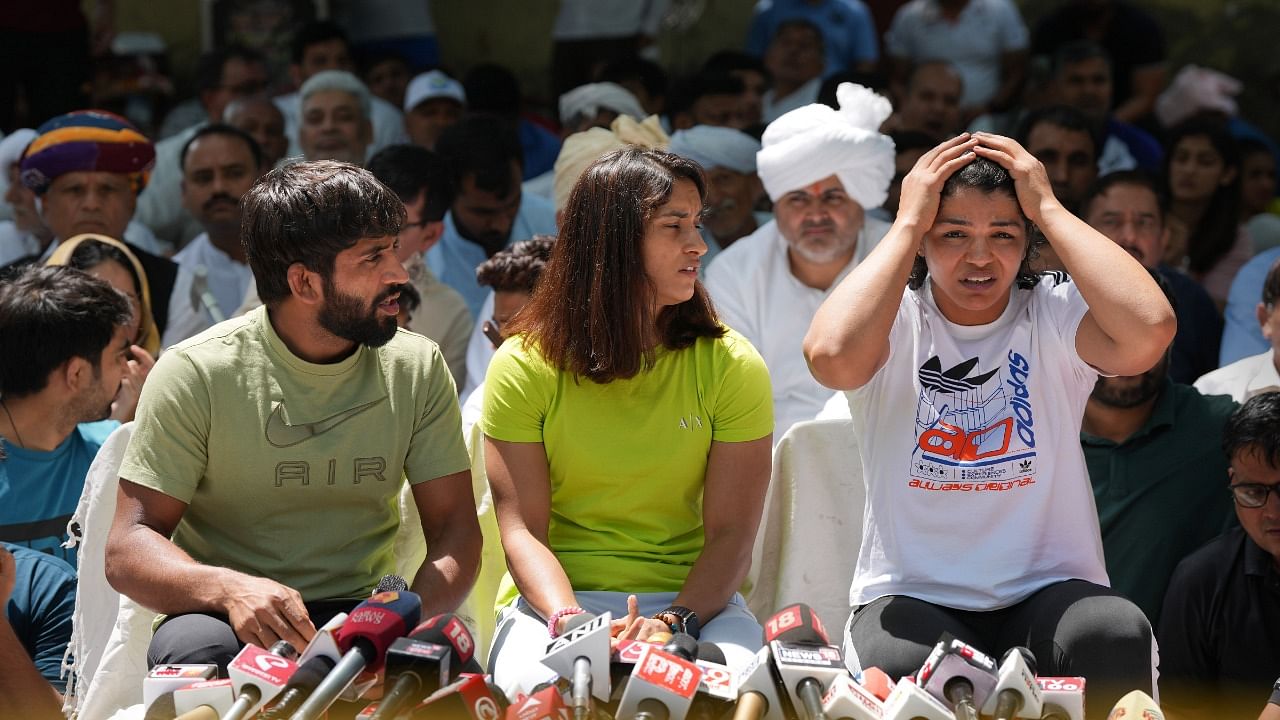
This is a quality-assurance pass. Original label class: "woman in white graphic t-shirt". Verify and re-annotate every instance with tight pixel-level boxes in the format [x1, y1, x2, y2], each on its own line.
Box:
[805, 132, 1176, 716]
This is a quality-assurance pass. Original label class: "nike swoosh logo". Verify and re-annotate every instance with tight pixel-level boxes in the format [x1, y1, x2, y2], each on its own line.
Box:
[264, 398, 385, 448]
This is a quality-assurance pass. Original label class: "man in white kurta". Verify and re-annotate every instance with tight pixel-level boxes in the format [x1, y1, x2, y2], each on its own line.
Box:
[705, 83, 895, 438]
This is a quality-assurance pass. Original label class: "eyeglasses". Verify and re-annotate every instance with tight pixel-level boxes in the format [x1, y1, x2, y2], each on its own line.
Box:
[1230, 483, 1280, 508]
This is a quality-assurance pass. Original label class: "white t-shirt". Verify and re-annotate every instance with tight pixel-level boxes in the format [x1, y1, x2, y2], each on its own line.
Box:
[1193, 350, 1280, 404]
[705, 217, 889, 440]
[847, 273, 1109, 610]
[885, 0, 1029, 109]
[163, 233, 254, 348]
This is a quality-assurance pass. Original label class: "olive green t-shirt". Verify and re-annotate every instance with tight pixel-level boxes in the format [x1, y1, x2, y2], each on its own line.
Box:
[120, 306, 470, 601]
[481, 328, 773, 601]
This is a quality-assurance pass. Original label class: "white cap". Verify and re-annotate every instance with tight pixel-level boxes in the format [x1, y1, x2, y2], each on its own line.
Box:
[558, 82, 646, 125]
[669, 125, 760, 174]
[404, 70, 466, 112]
[0, 129, 37, 170]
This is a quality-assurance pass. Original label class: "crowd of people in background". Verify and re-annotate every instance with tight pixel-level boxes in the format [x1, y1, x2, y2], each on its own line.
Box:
[3, 0, 1280, 718]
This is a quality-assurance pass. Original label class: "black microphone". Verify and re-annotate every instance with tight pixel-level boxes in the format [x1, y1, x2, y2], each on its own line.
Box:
[258, 656, 336, 719]
[370, 613, 479, 720]
[288, 591, 422, 720]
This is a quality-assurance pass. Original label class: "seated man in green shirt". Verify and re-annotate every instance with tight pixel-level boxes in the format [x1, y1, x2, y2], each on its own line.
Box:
[1081, 273, 1238, 624]
[104, 160, 481, 669]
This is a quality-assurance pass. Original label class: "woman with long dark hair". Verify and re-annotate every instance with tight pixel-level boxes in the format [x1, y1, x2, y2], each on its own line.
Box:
[806, 132, 1176, 717]
[482, 147, 773, 695]
[1163, 117, 1253, 307]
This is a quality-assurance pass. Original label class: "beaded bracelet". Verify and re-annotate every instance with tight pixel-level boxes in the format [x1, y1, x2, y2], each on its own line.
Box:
[547, 606, 585, 638]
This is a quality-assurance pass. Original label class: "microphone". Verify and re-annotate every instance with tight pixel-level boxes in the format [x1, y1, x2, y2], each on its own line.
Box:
[690, 642, 736, 720]
[768, 640, 848, 720]
[916, 635, 998, 720]
[288, 590, 422, 720]
[172, 678, 237, 719]
[881, 676, 953, 720]
[377, 574, 410, 593]
[980, 648, 1042, 720]
[408, 613, 483, 675]
[732, 646, 786, 720]
[503, 683, 568, 720]
[860, 668, 894, 703]
[662, 632, 699, 662]
[257, 655, 337, 720]
[371, 613, 481, 720]
[616, 644, 704, 720]
[222, 640, 299, 720]
[820, 673, 885, 720]
[542, 611, 613, 719]
[408, 672, 508, 719]
[143, 664, 218, 720]
[1034, 677, 1085, 720]
[763, 604, 831, 645]
[1105, 690, 1163, 720]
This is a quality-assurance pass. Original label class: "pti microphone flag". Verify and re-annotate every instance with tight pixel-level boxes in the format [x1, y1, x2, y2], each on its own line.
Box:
[616, 644, 704, 720]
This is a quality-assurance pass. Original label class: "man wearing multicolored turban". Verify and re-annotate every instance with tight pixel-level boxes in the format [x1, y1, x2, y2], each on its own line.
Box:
[704, 83, 896, 439]
[8, 110, 178, 336]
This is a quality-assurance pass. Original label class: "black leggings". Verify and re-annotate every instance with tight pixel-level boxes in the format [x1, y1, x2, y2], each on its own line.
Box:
[843, 580, 1153, 719]
[147, 599, 359, 674]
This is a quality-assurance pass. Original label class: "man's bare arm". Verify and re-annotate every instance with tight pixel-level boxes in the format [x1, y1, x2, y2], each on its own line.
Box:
[105, 479, 316, 649]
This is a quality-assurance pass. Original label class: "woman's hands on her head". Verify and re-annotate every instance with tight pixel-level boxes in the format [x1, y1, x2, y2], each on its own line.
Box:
[896, 133, 982, 234]
[971, 132, 1061, 227]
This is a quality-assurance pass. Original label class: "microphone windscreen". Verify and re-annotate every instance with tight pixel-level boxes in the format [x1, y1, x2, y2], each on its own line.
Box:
[763, 603, 830, 645]
[662, 633, 698, 662]
[409, 613, 482, 675]
[563, 612, 597, 632]
[1108, 690, 1164, 720]
[695, 642, 726, 665]
[862, 667, 894, 701]
[376, 574, 409, 593]
[143, 693, 176, 720]
[1011, 646, 1037, 676]
[336, 591, 422, 672]
[286, 655, 336, 691]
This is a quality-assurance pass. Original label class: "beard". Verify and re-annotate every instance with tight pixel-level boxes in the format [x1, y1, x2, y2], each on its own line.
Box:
[318, 276, 402, 348]
[1091, 354, 1169, 408]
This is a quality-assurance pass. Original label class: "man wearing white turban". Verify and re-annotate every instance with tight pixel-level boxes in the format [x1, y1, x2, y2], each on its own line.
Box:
[705, 84, 895, 438]
[669, 125, 766, 255]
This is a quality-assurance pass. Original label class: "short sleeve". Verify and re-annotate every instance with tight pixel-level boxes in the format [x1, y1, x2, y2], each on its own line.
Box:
[480, 340, 555, 444]
[405, 343, 470, 485]
[118, 349, 212, 502]
[1036, 275, 1096, 381]
[6, 548, 76, 691]
[709, 331, 774, 443]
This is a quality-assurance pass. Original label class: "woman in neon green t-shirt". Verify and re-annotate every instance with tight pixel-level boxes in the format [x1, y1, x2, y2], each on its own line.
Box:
[481, 147, 775, 696]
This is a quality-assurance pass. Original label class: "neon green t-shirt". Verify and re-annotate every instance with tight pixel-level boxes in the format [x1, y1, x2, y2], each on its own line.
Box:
[119, 306, 470, 601]
[481, 328, 772, 599]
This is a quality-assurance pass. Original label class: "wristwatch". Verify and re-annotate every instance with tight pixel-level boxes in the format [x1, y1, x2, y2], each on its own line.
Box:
[655, 605, 701, 639]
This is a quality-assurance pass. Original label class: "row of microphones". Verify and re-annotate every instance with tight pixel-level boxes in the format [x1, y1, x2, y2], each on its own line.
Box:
[141, 592, 1161, 720]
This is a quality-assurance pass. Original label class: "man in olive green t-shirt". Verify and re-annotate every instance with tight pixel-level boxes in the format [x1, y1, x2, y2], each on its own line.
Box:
[105, 160, 481, 669]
